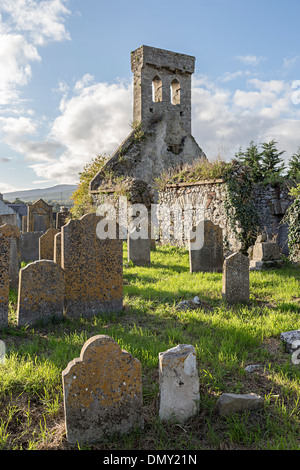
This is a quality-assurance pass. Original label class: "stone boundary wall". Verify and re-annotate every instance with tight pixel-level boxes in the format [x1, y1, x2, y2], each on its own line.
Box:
[158, 180, 293, 254]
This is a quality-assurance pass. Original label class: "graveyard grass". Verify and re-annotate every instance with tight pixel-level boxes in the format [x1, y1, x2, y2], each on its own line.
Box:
[1, 244, 300, 450]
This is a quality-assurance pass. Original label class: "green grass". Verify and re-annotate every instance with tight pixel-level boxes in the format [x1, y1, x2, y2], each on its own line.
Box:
[0, 243, 299, 450]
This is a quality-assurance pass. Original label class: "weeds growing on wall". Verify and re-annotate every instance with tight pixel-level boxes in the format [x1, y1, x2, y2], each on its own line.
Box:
[155, 156, 230, 191]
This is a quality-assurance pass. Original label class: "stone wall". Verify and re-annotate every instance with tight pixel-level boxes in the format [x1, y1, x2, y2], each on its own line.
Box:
[158, 180, 293, 254]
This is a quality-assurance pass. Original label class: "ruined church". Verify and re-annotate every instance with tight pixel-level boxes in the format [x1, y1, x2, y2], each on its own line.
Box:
[90, 45, 206, 202]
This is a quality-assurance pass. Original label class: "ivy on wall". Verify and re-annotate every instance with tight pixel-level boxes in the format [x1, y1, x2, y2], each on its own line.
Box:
[282, 185, 300, 262]
[223, 161, 260, 252]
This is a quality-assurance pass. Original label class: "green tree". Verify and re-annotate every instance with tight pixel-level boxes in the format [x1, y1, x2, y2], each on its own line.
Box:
[287, 147, 300, 182]
[236, 141, 263, 182]
[260, 139, 285, 181]
[70, 155, 107, 219]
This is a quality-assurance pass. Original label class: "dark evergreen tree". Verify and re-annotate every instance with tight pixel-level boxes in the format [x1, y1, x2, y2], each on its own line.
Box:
[287, 147, 300, 181]
[237, 141, 264, 182]
[260, 139, 285, 180]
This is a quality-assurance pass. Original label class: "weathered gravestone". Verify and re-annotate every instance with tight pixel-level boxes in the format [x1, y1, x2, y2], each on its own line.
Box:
[127, 235, 151, 266]
[27, 199, 53, 232]
[39, 228, 60, 260]
[62, 213, 123, 318]
[249, 236, 282, 270]
[127, 211, 151, 266]
[159, 344, 200, 423]
[189, 219, 223, 273]
[56, 206, 69, 230]
[0, 224, 21, 289]
[54, 232, 62, 267]
[20, 231, 44, 262]
[222, 252, 250, 304]
[0, 234, 10, 328]
[62, 335, 144, 444]
[17, 260, 65, 327]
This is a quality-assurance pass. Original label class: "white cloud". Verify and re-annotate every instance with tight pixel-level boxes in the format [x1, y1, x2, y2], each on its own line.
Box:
[29, 79, 133, 183]
[0, 0, 70, 107]
[235, 55, 266, 66]
[192, 75, 300, 160]
[219, 70, 252, 83]
[283, 55, 300, 70]
[0, 0, 70, 45]
[0, 181, 22, 193]
[0, 33, 41, 105]
[0, 116, 37, 143]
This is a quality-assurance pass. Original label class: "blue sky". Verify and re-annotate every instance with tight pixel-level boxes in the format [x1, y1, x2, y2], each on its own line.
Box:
[0, 0, 300, 193]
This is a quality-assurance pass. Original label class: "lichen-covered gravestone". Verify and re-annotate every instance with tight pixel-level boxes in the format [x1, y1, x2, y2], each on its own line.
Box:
[62, 213, 123, 318]
[159, 344, 200, 423]
[0, 234, 10, 327]
[39, 228, 60, 260]
[62, 335, 144, 445]
[17, 260, 65, 327]
[189, 219, 223, 273]
[0, 224, 21, 289]
[222, 252, 249, 304]
[54, 232, 62, 267]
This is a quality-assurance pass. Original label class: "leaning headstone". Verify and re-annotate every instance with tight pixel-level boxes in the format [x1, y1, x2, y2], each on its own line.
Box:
[39, 228, 59, 260]
[17, 260, 65, 327]
[0, 224, 21, 289]
[62, 335, 144, 445]
[159, 344, 200, 423]
[62, 213, 123, 318]
[54, 232, 62, 267]
[189, 219, 223, 273]
[222, 252, 250, 303]
[0, 234, 10, 328]
[216, 393, 264, 416]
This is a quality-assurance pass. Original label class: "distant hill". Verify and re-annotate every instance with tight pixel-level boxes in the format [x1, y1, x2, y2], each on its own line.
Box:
[3, 184, 78, 207]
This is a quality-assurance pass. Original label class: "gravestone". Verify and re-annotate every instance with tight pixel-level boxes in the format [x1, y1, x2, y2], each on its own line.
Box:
[216, 393, 264, 416]
[249, 237, 282, 270]
[222, 252, 250, 304]
[159, 344, 200, 423]
[127, 235, 151, 266]
[56, 206, 69, 229]
[0, 234, 10, 327]
[17, 260, 65, 327]
[54, 232, 62, 267]
[62, 213, 123, 318]
[20, 231, 44, 262]
[39, 228, 60, 260]
[0, 224, 21, 289]
[62, 335, 144, 444]
[189, 219, 223, 273]
[27, 199, 53, 233]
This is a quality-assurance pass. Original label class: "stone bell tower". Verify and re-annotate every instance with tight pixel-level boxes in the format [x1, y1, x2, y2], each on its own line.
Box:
[131, 45, 195, 135]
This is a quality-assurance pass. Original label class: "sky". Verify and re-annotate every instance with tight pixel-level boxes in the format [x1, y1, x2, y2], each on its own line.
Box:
[0, 0, 300, 193]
